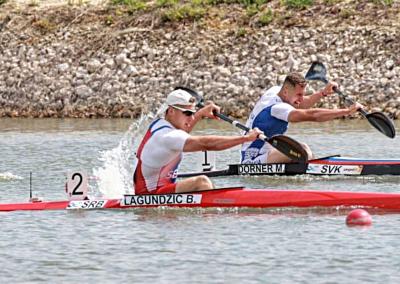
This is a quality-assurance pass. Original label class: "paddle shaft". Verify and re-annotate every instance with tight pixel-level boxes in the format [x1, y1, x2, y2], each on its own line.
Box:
[318, 77, 368, 116]
[214, 111, 307, 162]
[213, 112, 267, 140]
[334, 88, 369, 117]
[201, 102, 307, 162]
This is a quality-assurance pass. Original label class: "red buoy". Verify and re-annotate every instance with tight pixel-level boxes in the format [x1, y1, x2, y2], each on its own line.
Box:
[346, 209, 372, 226]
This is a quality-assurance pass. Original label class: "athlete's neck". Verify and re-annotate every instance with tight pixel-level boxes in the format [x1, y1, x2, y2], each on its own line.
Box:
[277, 88, 288, 103]
[164, 115, 176, 129]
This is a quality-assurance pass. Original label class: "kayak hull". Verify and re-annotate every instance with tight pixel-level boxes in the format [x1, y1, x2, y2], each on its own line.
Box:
[2, 188, 400, 211]
[179, 156, 400, 178]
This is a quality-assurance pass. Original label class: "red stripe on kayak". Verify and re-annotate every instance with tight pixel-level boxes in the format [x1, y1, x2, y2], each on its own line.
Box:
[0, 200, 69, 211]
[1, 189, 400, 211]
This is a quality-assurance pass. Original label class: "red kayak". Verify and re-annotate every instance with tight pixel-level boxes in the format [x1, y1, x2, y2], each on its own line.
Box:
[1, 187, 400, 211]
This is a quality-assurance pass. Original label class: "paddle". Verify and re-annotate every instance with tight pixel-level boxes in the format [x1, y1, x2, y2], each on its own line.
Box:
[305, 61, 396, 138]
[174, 86, 309, 162]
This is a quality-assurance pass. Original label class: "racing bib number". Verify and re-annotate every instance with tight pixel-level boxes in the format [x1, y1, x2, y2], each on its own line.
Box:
[193, 151, 216, 172]
[66, 171, 88, 200]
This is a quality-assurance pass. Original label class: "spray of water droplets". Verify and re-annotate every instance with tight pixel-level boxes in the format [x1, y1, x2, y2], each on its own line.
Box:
[91, 105, 167, 198]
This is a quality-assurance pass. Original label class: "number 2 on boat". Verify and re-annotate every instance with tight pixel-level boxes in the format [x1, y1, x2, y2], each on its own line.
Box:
[66, 171, 88, 200]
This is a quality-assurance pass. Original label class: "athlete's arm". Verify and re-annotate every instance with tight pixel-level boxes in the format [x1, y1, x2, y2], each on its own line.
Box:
[299, 82, 338, 109]
[183, 128, 262, 152]
[299, 91, 325, 109]
[188, 102, 221, 132]
[288, 103, 363, 122]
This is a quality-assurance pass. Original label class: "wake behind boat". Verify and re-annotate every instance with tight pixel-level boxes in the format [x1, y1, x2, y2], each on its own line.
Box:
[179, 156, 400, 178]
[2, 187, 400, 212]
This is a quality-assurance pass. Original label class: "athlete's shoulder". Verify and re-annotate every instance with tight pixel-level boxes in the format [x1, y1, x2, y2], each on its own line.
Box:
[252, 86, 281, 109]
[149, 118, 173, 133]
[153, 120, 190, 142]
[261, 86, 281, 100]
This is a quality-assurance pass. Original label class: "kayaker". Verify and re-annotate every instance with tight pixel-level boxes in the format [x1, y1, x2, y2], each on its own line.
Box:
[133, 87, 262, 195]
[241, 72, 363, 164]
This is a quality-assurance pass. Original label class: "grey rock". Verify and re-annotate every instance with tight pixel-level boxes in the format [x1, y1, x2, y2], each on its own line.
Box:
[87, 59, 101, 73]
[75, 85, 93, 98]
[57, 63, 69, 73]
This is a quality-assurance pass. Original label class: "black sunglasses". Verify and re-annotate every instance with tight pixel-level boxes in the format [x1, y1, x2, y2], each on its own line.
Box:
[171, 105, 196, 117]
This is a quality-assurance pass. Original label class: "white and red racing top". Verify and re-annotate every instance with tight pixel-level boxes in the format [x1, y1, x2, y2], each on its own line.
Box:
[133, 118, 190, 194]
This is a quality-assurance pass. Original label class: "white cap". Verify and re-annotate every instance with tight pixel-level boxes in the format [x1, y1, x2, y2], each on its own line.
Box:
[166, 89, 196, 106]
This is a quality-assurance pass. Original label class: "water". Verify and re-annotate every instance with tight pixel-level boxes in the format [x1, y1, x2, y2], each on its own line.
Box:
[0, 118, 400, 283]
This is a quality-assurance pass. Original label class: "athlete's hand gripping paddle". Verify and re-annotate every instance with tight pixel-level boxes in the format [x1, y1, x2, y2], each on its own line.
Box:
[305, 61, 396, 138]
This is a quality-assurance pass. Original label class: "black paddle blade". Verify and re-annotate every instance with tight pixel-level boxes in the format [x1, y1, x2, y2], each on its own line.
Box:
[267, 135, 309, 163]
[366, 112, 396, 138]
[305, 61, 328, 84]
[174, 86, 204, 107]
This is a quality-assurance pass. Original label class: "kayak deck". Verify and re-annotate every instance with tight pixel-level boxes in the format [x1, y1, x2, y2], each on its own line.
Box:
[179, 156, 400, 178]
[2, 188, 400, 212]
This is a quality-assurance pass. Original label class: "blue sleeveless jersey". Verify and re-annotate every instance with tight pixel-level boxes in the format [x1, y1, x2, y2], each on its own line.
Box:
[241, 86, 294, 163]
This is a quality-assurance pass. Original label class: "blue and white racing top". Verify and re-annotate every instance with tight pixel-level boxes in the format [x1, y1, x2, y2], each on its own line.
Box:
[241, 86, 295, 163]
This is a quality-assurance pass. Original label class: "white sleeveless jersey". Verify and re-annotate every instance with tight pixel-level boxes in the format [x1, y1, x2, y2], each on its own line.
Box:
[133, 118, 190, 194]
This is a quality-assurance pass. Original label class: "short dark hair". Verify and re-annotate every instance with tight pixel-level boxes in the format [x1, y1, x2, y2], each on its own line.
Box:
[283, 72, 307, 88]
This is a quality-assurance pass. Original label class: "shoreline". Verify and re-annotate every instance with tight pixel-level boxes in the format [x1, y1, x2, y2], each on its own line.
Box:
[0, 1, 399, 119]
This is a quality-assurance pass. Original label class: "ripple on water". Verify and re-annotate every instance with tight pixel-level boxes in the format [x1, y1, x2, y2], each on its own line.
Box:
[0, 119, 399, 283]
[0, 172, 23, 181]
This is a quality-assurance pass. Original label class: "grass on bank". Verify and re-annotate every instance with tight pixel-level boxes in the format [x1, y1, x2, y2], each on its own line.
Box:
[110, 0, 312, 25]
[10, 0, 395, 33]
[110, 0, 395, 26]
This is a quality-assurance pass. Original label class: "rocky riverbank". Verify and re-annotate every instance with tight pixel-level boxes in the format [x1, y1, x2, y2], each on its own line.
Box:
[0, 1, 399, 119]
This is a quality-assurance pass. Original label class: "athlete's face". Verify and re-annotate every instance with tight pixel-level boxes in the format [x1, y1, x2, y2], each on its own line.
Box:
[284, 84, 306, 108]
[169, 105, 196, 132]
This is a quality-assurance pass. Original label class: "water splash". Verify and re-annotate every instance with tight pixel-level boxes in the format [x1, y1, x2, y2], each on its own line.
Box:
[92, 115, 146, 198]
[0, 172, 23, 181]
[92, 105, 167, 198]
